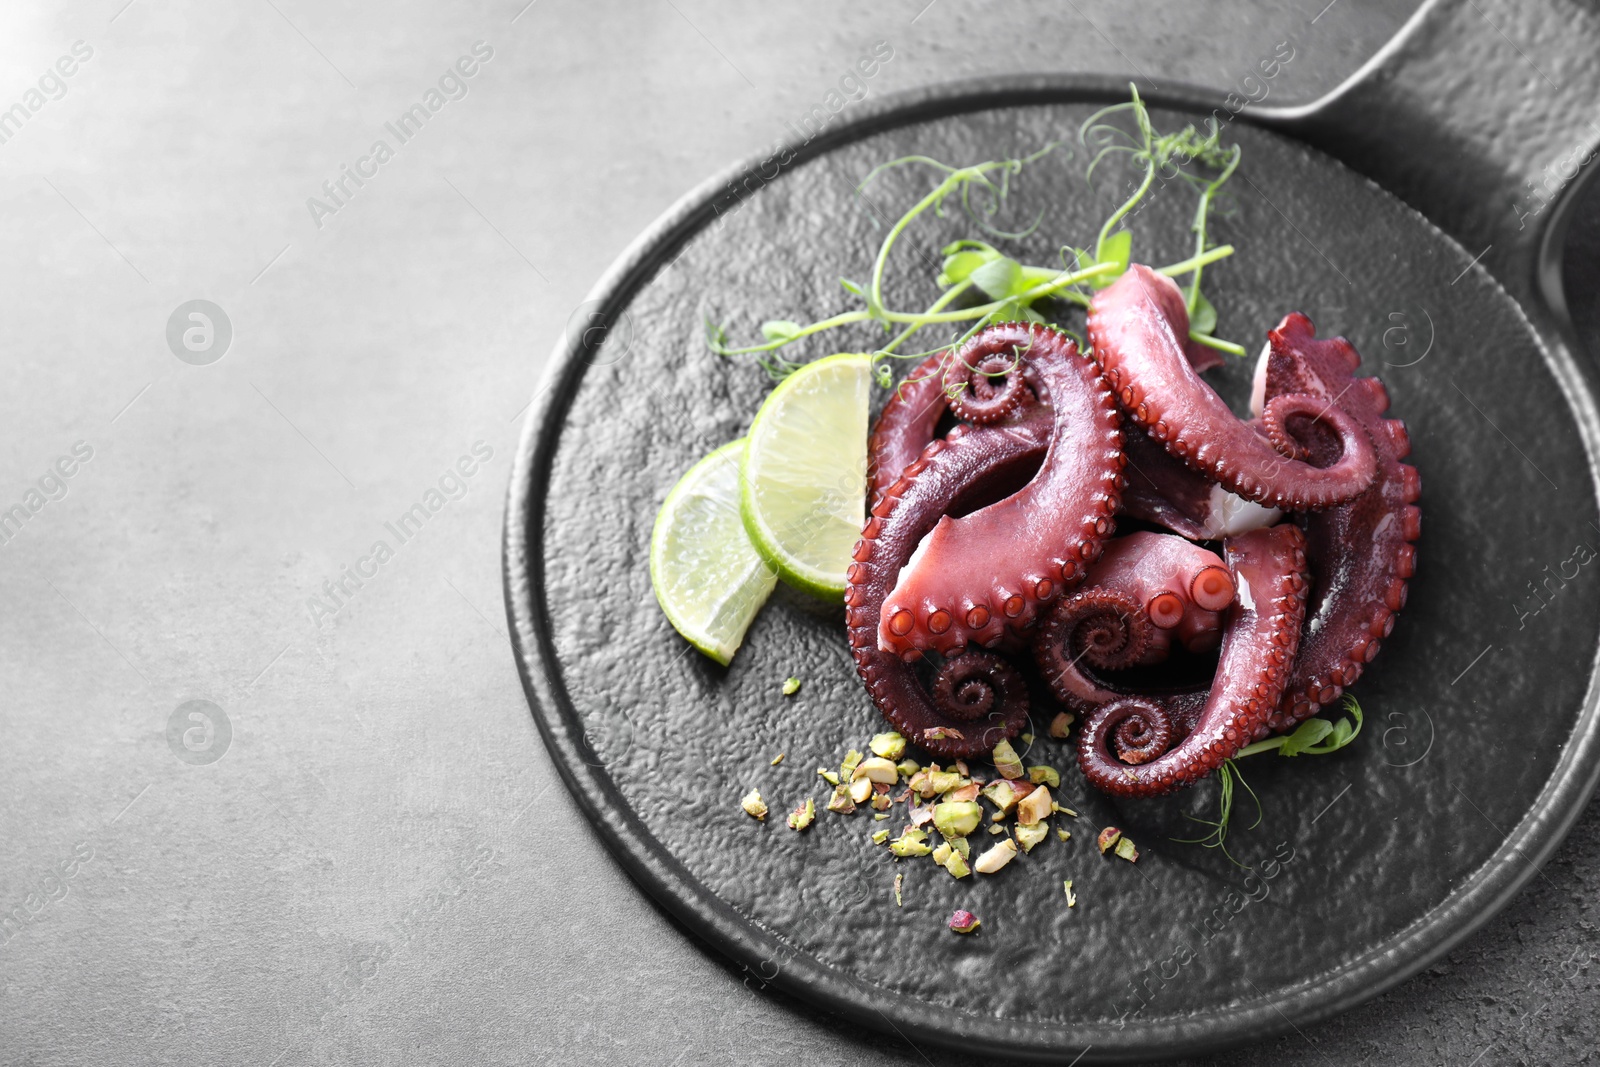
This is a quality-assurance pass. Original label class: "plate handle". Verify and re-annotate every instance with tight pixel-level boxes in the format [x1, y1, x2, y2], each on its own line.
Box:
[1256, 0, 1600, 311]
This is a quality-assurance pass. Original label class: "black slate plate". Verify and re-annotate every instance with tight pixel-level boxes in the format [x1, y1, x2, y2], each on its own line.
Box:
[505, 1, 1600, 1060]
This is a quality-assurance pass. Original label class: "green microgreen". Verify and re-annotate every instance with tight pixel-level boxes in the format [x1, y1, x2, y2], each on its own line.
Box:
[706, 84, 1244, 382]
[1175, 697, 1366, 867]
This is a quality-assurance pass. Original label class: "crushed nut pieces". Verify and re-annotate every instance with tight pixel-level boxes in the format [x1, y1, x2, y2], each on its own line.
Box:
[741, 789, 768, 821]
[948, 909, 981, 934]
[740, 731, 1148, 929]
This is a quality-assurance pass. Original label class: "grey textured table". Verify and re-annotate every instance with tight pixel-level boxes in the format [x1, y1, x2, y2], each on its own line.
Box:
[2, 2, 1596, 1064]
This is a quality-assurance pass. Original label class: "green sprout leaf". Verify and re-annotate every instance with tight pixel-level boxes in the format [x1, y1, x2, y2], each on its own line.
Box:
[938, 248, 999, 288]
[1278, 717, 1333, 757]
[1090, 229, 1132, 289]
[761, 320, 804, 344]
[1188, 291, 1218, 336]
[967, 255, 1026, 300]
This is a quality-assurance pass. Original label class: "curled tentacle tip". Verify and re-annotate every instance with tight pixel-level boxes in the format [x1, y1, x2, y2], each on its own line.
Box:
[932, 650, 1028, 724]
[1098, 698, 1176, 767]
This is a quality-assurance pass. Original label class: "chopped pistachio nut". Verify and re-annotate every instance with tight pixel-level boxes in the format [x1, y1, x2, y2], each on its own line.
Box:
[1097, 826, 1122, 854]
[871, 828, 890, 845]
[991, 738, 1025, 780]
[874, 812, 891, 821]
[981, 780, 1019, 816]
[912, 769, 956, 798]
[1063, 879, 1077, 907]
[771, 753, 785, 766]
[1056, 828, 1072, 842]
[889, 828, 933, 857]
[931, 841, 952, 865]
[933, 801, 983, 839]
[1017, 786, 1053, 827]
[1115, 835, 1140, 863]
[869, 731, 907, 760]
[782, 676, 801, 696]
[1020, 733, 1034, 745]
[941, 849, 972, 879]
[825, 786, 856, 814]
[895, 758, 920, 778]
[1052, 803, 1078, 817]
[954, 759, 970, 776]
[1014, 821, 1050, 853]
[1048, 711, 1075, 739]
[896, 831, 934, 857]
[817, 768, 840, 786]
[854, 756, 899, 783]
[1027, 765, 1060, 788]
[840, 749, 863, 780]
[948, 909, 981, 934]
[950, 836, 971, 860]
[870, 792, 893, 812]
[740, 789, 768, 821]
[974, 838, 1019, 874]
[894, 872, 904, 907]
[787, 797, 816, 831]
[923, 726, 964, 741]
[945, 782, 980, 804]
[848, 777, 874, 805]
[988, 824, 1004, 835]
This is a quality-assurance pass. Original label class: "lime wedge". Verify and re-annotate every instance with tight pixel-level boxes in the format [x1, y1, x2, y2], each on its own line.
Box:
[650, 439, 779, 665]
[741, 352, 872, 601]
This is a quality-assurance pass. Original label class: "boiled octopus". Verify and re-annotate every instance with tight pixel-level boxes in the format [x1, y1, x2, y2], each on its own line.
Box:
[849, 265, 1420, 799]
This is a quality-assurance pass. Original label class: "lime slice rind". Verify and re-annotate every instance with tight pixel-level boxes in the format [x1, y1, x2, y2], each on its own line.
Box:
[740, 353, 872, 601]
[650, 439, 778, 665]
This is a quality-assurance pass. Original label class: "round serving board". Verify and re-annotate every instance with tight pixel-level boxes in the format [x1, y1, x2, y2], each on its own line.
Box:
[504, 78, 1600, 1061]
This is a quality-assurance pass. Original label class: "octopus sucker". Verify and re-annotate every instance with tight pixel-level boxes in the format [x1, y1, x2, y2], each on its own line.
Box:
[1087, 266, 1378, 512]
[1077, 525, 1311, 798]
[877, 323, 1123, 659]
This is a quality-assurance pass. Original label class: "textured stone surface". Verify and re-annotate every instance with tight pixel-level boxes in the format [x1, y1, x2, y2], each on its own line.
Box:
[4, 0, 1599, 1064]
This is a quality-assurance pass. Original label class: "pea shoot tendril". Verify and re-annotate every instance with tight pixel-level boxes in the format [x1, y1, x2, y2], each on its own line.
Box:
[705, 84, 1246, 380]
[1174, 696, 1366, 867]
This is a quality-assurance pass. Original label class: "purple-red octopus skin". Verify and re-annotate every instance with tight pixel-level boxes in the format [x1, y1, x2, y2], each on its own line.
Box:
[866, 350, 951, 510]
[1077, 523, 1310, 798]
[1088, 265, 1378, 512]
[876, 323, 1124, 658]
[1032, 532, 1234, 709]
[845, 412, 1050, 758]
[1255, 313, 1422, 734]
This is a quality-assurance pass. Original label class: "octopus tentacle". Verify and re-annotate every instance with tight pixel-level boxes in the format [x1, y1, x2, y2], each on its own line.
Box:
[1120, 426, 1283, 540]
[866, 350, 952, 509]
[1088, 266, 1377, 511]
[847, 413, 1049, 758]
[1077, 524, 1310, 798]
[1032, 589, 1151, 709]
[1032, 532, 1234, 705]
[1252, 314, 1422, 734]
[945, 349, 1030, 424]
[1099, 700, 1177, 766]
[878, 324, 1124, 657]
[932, 651, 1028, 732]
